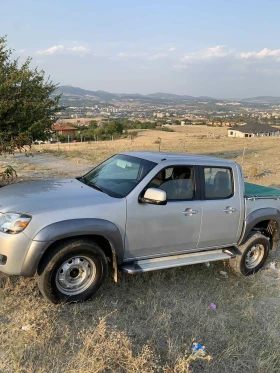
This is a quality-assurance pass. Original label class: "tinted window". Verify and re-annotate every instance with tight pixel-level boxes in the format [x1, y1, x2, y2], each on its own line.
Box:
[148, 166, 195, 200]
[204, 167, 233, 199]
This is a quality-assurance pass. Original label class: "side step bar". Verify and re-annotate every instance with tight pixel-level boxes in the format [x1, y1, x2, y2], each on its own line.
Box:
[121, 248, 236, 274]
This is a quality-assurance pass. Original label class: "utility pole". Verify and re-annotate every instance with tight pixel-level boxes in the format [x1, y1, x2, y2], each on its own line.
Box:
[158, 137, 161, 152]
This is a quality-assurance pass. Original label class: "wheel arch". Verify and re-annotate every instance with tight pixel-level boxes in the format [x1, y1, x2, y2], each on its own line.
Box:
[238, 208, 280, 250]
[21, 219, 124, 278]
[37, 235, 113, 272]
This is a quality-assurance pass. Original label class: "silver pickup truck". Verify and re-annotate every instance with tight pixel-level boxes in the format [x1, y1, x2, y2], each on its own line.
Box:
[0, 152, 279, 303]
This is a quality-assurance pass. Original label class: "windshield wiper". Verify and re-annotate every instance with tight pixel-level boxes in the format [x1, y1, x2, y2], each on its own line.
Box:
[78, 176, 106, 194]
[87, 182, 106, 194]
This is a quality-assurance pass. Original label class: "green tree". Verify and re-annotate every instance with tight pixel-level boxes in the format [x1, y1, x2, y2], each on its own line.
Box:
[89, 120, 98, 129]
[0, 36, 64, 146]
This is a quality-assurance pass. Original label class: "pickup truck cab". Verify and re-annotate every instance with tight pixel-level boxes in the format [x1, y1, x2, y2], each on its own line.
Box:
[0, 151, 279, 303]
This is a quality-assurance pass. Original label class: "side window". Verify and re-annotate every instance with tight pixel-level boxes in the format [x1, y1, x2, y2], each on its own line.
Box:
[148, 166, 195, 200]
[204, 167, 233, 199]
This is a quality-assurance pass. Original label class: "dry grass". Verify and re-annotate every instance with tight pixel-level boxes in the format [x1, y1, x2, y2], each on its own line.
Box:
[39, 126, 280, 187]
[1, 125, 280, 372]
[1, 262, 280, 373]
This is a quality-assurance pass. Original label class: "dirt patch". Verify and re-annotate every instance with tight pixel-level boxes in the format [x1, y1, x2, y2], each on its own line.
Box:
[1, 129, 280, 372]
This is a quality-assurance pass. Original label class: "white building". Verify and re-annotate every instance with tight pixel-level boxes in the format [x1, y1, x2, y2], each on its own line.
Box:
[228, 123, 280, 138]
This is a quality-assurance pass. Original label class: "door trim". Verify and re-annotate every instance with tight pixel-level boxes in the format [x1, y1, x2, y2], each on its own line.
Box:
[122, 242, 236, 262]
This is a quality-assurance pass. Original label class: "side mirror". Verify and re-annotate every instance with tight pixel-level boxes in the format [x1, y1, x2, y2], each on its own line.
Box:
[139, 188, 167, 205]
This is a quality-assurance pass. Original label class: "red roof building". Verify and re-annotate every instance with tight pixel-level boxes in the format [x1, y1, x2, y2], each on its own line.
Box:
[52, 124, 76, 136]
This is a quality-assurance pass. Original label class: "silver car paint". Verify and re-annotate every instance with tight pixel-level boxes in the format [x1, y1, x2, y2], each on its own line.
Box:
[0, 178, 126, 275]
[198, 162, 244, 247]
[0, 151, 279, 277]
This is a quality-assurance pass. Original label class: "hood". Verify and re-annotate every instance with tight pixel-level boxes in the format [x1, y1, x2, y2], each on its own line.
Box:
[0, 178, 113, 213]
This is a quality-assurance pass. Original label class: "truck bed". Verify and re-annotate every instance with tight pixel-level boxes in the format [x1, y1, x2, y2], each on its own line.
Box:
[244, 182, 280, 197]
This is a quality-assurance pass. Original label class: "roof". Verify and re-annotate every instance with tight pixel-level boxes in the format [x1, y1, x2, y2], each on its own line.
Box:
[52, 124, 76, 131]
[227, 123, 279, 133]
[121, 151, 234, 165]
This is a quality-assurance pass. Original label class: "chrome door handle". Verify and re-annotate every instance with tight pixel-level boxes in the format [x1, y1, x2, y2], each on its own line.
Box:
[182, 208, 198, 216]
[223, 206, 237, 214]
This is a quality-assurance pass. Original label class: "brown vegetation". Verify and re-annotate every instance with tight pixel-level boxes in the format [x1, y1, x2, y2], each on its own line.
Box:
[1, 125, 280, 372]
[40, 126, 280, 187]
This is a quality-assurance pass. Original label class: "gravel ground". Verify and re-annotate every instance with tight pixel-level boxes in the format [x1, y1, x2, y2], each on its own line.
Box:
[1, 152, 93, 179]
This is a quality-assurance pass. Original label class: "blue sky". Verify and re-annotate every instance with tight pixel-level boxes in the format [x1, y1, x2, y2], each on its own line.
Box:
[1, 0, 280, 98]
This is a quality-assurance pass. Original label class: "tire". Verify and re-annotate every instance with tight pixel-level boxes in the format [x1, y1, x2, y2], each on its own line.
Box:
[37, 239, 108, 304]
[229, 232, 269, 276]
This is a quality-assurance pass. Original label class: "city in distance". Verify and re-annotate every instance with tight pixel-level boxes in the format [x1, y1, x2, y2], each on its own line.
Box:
[55, 85, 280, 126]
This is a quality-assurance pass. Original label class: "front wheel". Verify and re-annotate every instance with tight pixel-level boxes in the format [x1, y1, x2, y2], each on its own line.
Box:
[229, 232, 269, 276]
[37, 239, 108, 304]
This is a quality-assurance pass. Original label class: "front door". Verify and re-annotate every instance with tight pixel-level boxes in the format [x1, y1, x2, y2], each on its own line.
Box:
[198, 166, 243, 248]
[124, 165, 202, 260]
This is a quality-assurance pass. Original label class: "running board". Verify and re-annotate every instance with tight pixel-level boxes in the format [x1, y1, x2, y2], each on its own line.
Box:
[121, 248, 236, 274]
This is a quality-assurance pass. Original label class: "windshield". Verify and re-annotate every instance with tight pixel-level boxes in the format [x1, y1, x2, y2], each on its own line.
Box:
[81, 154, 156, 198]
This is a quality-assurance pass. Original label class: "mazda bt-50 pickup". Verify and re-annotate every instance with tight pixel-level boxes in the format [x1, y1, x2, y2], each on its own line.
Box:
[0, 152, 279, 303]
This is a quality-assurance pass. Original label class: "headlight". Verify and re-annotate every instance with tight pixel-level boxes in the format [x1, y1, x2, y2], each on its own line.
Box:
[0, 213, 32, 234]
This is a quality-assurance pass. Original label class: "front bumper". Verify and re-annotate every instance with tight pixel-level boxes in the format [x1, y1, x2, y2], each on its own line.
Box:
[0, 232, 51, 277]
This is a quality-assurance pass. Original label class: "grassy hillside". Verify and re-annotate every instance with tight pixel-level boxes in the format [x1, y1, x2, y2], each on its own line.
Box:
[1, 126, 280, 372]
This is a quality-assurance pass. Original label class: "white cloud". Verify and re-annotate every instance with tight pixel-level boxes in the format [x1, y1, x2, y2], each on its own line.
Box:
[35, 44, 89, 56]
[35, 45, 64, 55]
[168, 47, 176, 52]
[238, 48, 280, 59]
[148, 53, 167, 60]
[182, 45, 231, 62]
[173, 64, 188, 69]
[67, 46, 89, 53]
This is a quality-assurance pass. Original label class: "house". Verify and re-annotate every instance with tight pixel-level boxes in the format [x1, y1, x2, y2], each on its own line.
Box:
[228, 123, 280, 138]
[51, 124, 77, 137]
[181, 119, 192, 126]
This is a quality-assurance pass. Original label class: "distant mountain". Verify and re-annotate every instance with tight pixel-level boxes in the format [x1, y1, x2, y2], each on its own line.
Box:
[146, 92, 196, 100]
[55, 87, 280, 104]
[241, 96, 280, 104]
[197, 96, 215, 100]
[55, 86, 117, 101]
[55, 85, 217, 102]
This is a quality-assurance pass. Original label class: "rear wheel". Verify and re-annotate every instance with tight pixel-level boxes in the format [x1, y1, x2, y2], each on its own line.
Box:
[229, 232, 269, 275]
[37, 239, 108, 304]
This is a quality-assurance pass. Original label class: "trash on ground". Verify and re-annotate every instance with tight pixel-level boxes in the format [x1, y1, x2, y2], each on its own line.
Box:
[191, 342, 205, 355]
[209, 303, 217, 310]
[21, 324, 32, 331]
[220, 270, 228, 277]
[204, 262, 210, 268]
[189, 339, 213, 361]
[268, 262, 277, 270]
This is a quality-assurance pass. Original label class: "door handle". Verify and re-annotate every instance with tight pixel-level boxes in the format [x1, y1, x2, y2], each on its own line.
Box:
[223, 206, 237, 214]
[182, 208, 198, 216]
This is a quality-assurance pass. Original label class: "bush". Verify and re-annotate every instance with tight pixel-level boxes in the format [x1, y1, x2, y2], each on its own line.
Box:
[161, 127, 174, 132]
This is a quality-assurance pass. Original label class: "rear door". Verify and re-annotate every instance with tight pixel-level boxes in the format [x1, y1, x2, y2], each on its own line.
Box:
[198, 165, 243, 248]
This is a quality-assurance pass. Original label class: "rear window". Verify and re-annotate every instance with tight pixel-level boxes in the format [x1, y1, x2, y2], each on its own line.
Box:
[204, 167, 233, 199]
